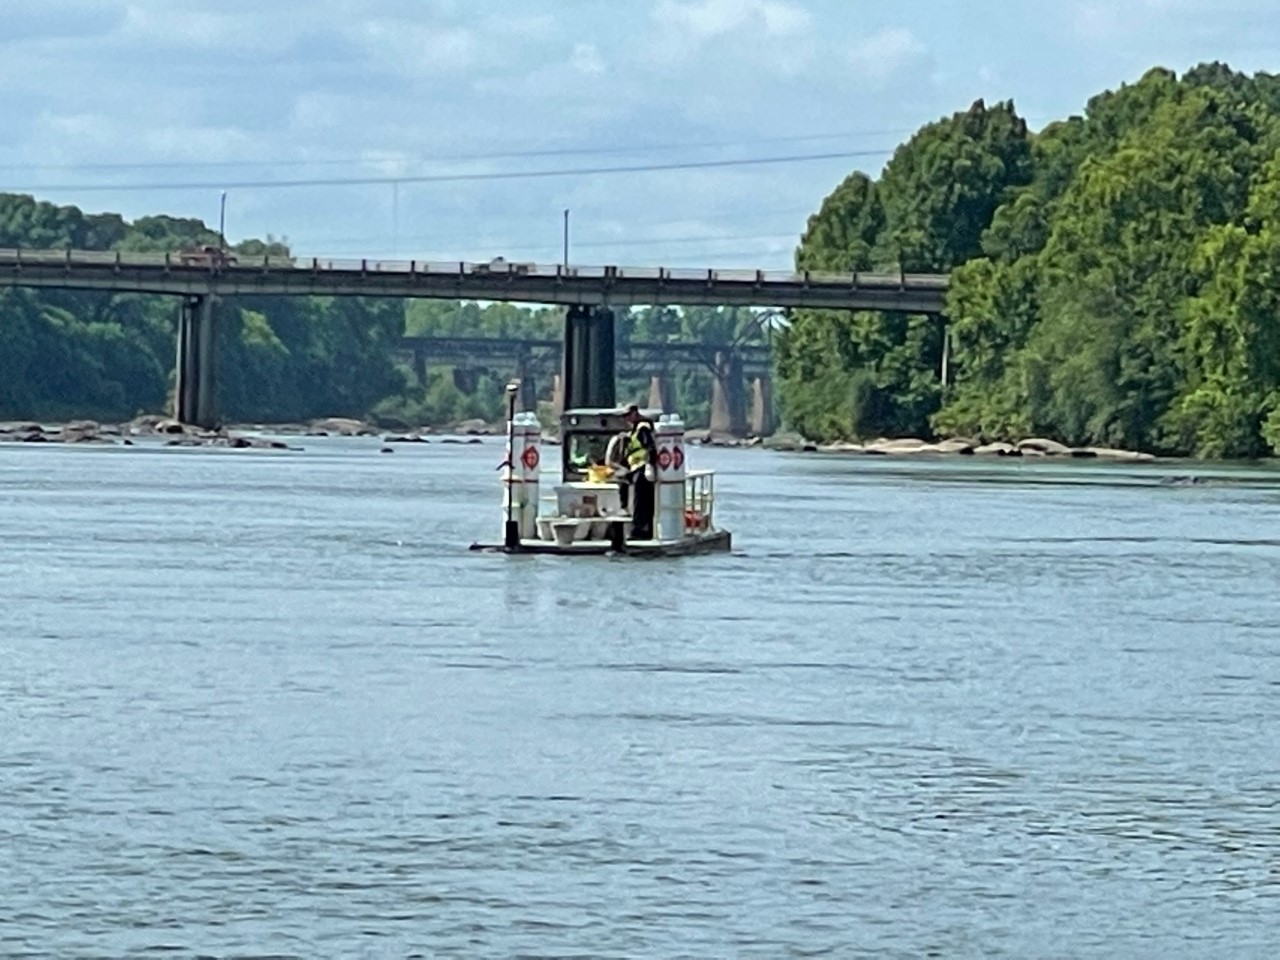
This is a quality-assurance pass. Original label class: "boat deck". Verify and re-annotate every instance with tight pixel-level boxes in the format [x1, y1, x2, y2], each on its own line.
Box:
[470, 528, 731, 557]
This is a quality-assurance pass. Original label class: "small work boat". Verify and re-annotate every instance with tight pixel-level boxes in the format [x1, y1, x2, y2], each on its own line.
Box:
[470, 392, 731, 557]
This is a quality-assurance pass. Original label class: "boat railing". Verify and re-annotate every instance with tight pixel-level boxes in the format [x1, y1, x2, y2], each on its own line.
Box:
[684, 469, 715, 532]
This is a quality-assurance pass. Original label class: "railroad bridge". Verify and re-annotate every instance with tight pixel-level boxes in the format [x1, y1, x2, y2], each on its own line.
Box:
[399, 334, 775, 436]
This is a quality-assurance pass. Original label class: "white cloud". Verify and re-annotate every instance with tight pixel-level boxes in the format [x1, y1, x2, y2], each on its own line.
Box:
[571, 42, 606, 77]
[650, 0, 811, 53]
[357, 19, 476, 77]
[847, 27, 926, 85]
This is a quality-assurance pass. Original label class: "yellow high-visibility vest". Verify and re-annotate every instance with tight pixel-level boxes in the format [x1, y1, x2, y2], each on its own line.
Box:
[625, 424, 650, 469]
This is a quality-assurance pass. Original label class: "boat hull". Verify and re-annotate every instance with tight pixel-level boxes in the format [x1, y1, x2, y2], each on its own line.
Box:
[470, 528, 731, 557]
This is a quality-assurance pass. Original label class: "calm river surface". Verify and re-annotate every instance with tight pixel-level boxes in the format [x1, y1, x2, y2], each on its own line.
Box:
[2, 437, 1279, 957]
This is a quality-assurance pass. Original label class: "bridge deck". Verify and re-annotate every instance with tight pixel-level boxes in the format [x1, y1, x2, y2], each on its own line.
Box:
[0, 248, 949, 312]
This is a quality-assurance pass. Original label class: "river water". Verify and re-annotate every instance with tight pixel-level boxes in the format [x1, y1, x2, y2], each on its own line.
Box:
[2, 436, 1278, 958]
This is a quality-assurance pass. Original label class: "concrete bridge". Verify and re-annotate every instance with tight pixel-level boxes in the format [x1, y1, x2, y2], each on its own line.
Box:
[0, 247, 949, 311]
[400, 335, 775, 436]
[0, 246, 949, 428]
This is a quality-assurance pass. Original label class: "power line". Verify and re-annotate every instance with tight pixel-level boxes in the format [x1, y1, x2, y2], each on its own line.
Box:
[1, 148, 891, 194]
[0, 128, 912, 174]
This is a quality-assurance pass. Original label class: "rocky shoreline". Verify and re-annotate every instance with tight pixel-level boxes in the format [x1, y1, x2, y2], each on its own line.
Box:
[0, 415, 502, 450]
[0, 416, 1157, 463]
[755, 433, 1158, 462]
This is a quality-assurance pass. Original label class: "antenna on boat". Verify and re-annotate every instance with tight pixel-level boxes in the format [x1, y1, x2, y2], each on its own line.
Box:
[503, 379, 521, 550]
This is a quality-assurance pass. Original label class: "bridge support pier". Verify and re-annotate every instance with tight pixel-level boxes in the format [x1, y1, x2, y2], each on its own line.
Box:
[749, 376, 774, 437]
[708, 350, 748, 438]
[515, 351, 537, 412]
[562, 305, 615, 411]
[551, 374, 564, 417]
[410, 342, 427, 385]
[648, 375, 676, 414]
[174, 294, 218, 429]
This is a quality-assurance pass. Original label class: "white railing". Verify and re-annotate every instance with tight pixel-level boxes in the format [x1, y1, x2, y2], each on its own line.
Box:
[684, 470, 716, 533]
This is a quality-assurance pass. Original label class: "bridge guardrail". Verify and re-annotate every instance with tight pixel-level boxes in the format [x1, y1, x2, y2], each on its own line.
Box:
[0, 246, 949, 290]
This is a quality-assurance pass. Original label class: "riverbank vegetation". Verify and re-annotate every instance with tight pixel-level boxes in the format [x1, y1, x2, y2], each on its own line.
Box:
[778, 62, 1280, 458]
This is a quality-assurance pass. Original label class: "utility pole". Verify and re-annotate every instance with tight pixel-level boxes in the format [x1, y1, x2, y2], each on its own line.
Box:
[563, 208, 569, 267]
[218, 191, 227, 250]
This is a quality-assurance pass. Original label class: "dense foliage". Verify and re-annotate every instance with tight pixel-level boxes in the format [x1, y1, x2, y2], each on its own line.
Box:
[778, 63, 1280, 458]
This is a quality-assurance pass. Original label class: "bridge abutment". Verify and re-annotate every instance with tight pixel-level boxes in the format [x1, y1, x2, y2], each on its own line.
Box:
[174, 294, 218, 429]
[562, 305, 615, 411]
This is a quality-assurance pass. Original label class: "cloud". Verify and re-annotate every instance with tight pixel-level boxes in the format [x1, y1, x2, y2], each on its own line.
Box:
[847, 27, 927, 86]
[649, 0, 812, 59]
[570, 42, 606, 77]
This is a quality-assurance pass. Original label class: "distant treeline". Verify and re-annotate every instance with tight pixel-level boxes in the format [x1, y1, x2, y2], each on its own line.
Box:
[779, 61, 1280, 458]
[0, 195, 766, 427]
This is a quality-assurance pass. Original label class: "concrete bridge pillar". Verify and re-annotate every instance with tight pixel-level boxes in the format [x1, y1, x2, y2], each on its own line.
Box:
[174, 294, 218, 429]
[708, 350, 748, 438]
[562, 305, 615, 411]
[749, 375, 775, 437]
[647, 375, 676, 414]
[551, 373, 564, 417]
[411, 342, 427, 385]
[515, 352, 537, 412]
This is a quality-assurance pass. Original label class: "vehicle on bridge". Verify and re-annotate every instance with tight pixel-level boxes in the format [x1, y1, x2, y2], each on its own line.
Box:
[471, 392, 730, 557]
[470, 256, 533, 276]
[176, 244, 237, 267]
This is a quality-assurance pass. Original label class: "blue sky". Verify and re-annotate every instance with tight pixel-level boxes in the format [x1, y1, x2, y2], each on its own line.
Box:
[0, 0, 1275, 269]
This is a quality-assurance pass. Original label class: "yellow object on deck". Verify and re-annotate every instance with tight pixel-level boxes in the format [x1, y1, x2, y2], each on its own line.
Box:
[586, 465, 615, 484]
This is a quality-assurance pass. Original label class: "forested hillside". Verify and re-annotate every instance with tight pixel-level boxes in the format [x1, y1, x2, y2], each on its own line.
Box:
[778, 62, 1280, 458]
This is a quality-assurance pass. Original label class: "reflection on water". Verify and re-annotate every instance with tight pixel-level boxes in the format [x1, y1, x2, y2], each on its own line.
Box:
[2, 440, 1279, 957]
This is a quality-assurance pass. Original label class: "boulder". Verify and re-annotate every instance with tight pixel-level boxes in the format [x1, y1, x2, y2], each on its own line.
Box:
[933, 438, 976, 455]
[60, 421, 110, 443]
[817, 441, 866, 454]
[454, 418, 494, 436]
[1016, 437, 1072, 456]
[1082, 446, 1157, 462]
[974, 442, 1020, 457]
[309, 417, 378, 437]
[761, 433, 809, 452]
[864, 437, 930, 454]
[0, 422, 44, 436]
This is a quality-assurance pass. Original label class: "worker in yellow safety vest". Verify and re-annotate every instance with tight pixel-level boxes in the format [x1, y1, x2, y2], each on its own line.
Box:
[621, 404, 658, 539]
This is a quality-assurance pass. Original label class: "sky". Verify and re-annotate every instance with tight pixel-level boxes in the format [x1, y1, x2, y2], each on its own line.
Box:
[0, 0, 1276, 270]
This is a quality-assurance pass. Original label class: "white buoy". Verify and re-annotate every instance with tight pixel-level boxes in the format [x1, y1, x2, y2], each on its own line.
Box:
[505, 410, 542, 540]
[654, 413, 687, 541]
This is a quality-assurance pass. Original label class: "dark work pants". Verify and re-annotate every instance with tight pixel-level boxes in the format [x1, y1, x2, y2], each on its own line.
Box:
[630, 474, 655, 539]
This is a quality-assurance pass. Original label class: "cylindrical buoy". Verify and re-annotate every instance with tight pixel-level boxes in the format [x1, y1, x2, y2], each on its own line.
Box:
[508, 411, 542, 540]
[654, 413, 687, 541]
